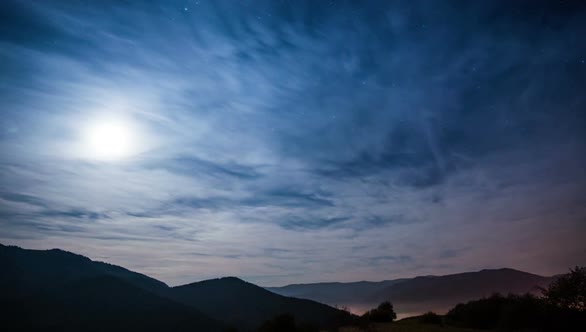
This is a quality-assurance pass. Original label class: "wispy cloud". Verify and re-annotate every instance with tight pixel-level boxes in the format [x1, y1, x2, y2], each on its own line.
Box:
[0, 0, 585, 286]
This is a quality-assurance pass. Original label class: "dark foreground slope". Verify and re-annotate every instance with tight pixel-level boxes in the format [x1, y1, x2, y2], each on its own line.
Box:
[1, 276, 224, 332]
[269, 269, 554, 316]
[172, 277, 351, 330]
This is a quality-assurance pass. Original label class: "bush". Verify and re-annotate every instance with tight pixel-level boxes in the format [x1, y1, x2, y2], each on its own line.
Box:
[419, 311, 442, 325]
[446, 293, 545, 330]
[361, 301, 397, 323]
[446, 293, 504, 329]
[542, 266, 586, 312]
[445, 292, 586, 331]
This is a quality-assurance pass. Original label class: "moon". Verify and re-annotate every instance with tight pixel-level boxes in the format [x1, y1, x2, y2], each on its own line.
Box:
[84, 120, 136, 161]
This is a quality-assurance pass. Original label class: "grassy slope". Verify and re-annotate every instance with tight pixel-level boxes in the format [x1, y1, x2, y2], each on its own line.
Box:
[338, 319, 483, 332]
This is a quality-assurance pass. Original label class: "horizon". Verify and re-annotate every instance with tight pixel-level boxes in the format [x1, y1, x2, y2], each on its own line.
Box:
[1, 0, 585, 287]
[0, 242, 562, 288]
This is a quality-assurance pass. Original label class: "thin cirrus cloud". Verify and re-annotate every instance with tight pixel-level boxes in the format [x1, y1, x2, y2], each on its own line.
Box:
[0, 0, 585, 286]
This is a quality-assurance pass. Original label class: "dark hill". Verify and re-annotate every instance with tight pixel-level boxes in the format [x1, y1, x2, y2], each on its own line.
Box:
[2, 276, 224, 332]
[0, 243, 351, 331]
[2, 243, 554, 328]
[372, 268, 553, 314]
[375, 268, 550, 303]
[172, 276, 351, 330]
[0, 243, 167, 295]
[0, 244, 225, 331]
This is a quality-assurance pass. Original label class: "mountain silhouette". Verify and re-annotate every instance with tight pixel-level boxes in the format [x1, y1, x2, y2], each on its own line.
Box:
[266, 279, 406, 306]
[0, 244, 224, 332]
[0, 243, 349, 331]
[268, 268, 554, 316]
[374, 268, 550, 301]
[171, 276, 348, 330]
[1, 243, 167, 293]
[1, 243, 557, 330]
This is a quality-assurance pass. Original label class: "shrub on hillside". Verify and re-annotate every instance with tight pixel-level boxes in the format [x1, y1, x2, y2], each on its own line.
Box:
[446, 293, 544, 330]
[542, 266, 586, 312]
[361, 301, 397, 323]
[446, 292, 586, 331]
[419, 311, 443, 325]
[330, 305, 359, 329]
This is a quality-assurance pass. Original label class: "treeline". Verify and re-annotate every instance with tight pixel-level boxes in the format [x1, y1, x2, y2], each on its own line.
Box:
[223, 266, 585, 332]
[402, 266, 585, 331]
[245, 266, 585, 332]
[444, 266, 585, 331]
[224, 300, 397, 332]
[223, 302, 393, 332]
[445, 293, 584, 330]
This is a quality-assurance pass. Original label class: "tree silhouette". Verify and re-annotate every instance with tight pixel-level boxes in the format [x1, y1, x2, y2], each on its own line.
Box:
[542, 266, 586, 312]
[362, 301, 397, 322]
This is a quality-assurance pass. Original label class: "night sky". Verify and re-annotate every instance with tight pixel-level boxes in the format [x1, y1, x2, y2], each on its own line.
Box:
[0, 0, 585, 286]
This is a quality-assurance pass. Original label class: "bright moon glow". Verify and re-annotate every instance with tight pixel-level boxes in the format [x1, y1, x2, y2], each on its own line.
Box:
[84, 121, 135, 160]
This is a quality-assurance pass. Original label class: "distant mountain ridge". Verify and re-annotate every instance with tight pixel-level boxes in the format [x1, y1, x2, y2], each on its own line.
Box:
[0, 243, 557, 329]
[266, 279, 406, 306]
[267, 268, 555, 317]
